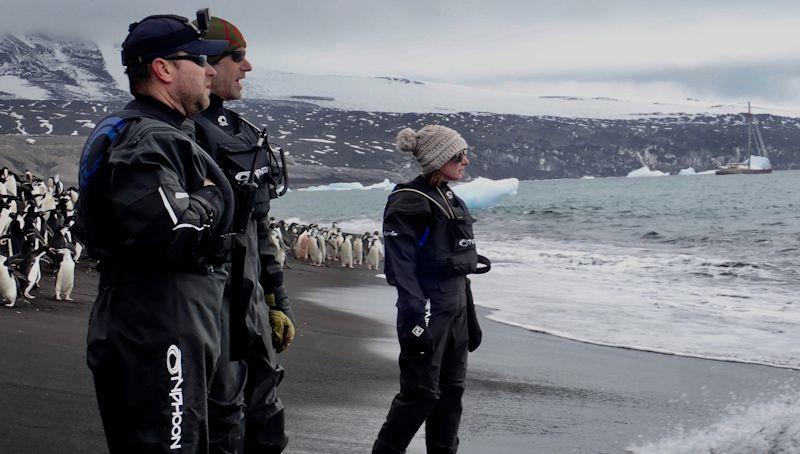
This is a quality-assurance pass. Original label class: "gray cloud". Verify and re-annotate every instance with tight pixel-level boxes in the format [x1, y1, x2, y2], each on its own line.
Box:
[6, 0, 800, 104]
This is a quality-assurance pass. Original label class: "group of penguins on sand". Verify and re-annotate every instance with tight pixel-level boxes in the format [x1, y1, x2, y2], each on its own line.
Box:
[0, 164, 386, 308]
[0, 167, 81, 307]
[272, 220, 384, 271]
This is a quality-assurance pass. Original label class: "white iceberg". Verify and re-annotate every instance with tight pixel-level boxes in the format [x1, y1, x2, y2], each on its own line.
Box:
[627, 166, 669, 177]
[748, 155, 772, 170]
[453, 177, 519, 210]
[303, 178, 394, 192]
[678, 167, 696, 175]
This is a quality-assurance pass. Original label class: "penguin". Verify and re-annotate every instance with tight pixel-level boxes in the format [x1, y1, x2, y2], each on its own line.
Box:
[0, 255, 17, 307]
[294, 229, 310, 261]
[0, 201, 12, 236]
[284, 223, 299, 251]
[326, 231, 340, 262]
[335, 232, 344, 257]
[353, 234, 363, 266]
[20, 246, 47, 299]
[73, 241, 83, 263]
[269, 228, 286, 269]
[40, 190, 56, 215]
[66, 187, 79, 205]
[366, 236, 383, 271]
[362, 232, 372, 258]
[3, 170, 18, 197]
[340, 235, 354, 268]
[316, 229, 327, 265]
[54, 248, 75, 301]
[308, 229, 324, 267]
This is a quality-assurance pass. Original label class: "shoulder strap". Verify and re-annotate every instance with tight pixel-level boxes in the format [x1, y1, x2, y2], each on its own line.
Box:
[78, 111, 141, 188]
[389, 188, 452, 219]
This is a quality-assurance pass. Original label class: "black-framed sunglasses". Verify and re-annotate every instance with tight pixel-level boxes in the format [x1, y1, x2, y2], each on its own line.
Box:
[449, 151, 467, 163]
[226, 50, 246, 62]
[210, 50, 247, 64]
[164, 54, 208, 67]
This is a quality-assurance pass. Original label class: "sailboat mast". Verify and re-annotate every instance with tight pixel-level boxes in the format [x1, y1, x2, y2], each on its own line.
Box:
[746, 101, 753, 160]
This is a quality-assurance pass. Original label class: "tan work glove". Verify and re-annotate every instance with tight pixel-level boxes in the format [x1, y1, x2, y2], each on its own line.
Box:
[265, 290, 296, 352]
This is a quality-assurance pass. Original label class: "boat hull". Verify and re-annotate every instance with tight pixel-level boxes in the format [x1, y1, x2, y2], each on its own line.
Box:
[715, 168, 772, 175]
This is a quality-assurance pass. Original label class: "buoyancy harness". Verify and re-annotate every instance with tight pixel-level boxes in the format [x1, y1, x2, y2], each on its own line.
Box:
[389, 185, 491, 277]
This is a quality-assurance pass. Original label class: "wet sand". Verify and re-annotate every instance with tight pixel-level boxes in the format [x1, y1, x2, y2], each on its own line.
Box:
[0, 259, 796, 453]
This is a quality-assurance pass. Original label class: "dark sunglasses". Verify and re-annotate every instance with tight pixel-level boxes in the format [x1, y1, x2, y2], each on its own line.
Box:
[449, 151, 467, 163]
[210, 50, 247, 65]
[226, 50, 247, 62]
[164, 54, 208, 67]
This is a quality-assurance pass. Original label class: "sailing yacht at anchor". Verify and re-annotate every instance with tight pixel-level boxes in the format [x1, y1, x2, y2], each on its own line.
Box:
[716, 102, 772, 175]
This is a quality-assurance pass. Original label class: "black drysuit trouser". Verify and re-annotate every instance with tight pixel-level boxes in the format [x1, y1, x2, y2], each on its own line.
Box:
[374, 287, 469, 454]
[208, 230, 287, 454]
[87, 267, 227, 454]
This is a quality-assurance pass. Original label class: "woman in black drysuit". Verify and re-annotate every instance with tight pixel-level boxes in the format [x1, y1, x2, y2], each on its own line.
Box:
[373, 125, 489, 454]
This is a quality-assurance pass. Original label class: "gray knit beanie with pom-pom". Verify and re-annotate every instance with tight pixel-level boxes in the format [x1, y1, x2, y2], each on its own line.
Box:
[395, 125, 467, 175]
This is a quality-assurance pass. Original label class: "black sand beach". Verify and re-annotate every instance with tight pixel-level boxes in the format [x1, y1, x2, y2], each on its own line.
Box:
[0, 259, 796, 453]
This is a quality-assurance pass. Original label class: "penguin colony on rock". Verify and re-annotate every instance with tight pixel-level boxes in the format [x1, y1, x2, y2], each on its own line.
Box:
[0, 167, 80, 307]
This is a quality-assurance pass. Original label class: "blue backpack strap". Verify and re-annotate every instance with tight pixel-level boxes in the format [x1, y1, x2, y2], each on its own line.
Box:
[78, 110, 140, 188]
[418, 227, 430, 248]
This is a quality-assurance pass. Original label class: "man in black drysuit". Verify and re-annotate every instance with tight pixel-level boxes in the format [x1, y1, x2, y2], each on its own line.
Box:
[76, 12, 235, 453]
[191, 16, 295, 453]
[373, 125, 488, 454]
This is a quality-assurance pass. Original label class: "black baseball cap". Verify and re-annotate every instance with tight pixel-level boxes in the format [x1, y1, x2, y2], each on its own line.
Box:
[121, 14, 229, 67]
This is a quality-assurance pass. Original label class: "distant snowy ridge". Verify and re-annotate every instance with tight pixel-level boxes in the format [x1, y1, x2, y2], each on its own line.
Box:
[3, 33, 800, 119]
[0, 34, 125, 101]
[240, 69, 800, 120]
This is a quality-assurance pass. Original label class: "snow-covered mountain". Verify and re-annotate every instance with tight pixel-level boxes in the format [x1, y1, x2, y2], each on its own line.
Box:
[3, 33, 800, 120]
[239, 70, 800, 120]
[0, 34, 126, 101]
[2, 34, 800, 184]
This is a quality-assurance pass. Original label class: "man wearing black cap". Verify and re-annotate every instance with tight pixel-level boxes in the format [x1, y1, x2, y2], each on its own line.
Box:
[76, 10, 236, 453]
[191, 16, 293, 453]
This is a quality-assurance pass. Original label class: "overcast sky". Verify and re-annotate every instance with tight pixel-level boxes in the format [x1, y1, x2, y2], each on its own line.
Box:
[6, 0, 800, 104]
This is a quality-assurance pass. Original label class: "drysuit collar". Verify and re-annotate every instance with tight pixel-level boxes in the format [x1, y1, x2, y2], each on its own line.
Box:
[127, 95, 187, 129]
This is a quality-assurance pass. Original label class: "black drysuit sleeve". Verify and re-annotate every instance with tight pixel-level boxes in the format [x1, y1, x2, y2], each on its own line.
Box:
[107, 130, 223, 264]
[383, 192, 432, 317]
[257, 214, 284, 293]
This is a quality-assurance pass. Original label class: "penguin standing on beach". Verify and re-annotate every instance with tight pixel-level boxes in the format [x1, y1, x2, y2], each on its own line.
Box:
[362, 232, 371, 257]
[66, 187, 79, 206]
[308, 229, 324, 266]
[73, 240, 83, 263]
[340, 235, 354, 268]
[294, 228, 309, 261]
[269, 227, 286, 269]
[326, 230, 340, 262]
[366, 236, 382, 271]
[54, 248, 75, 301]
[0, 255, 17, 307]
[353, 234, 363, 266]
[316, 228, 327, 265]
[2, 169, 18, 197]
[0, 201, 13, 236]
[20, 246, 47, 299]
